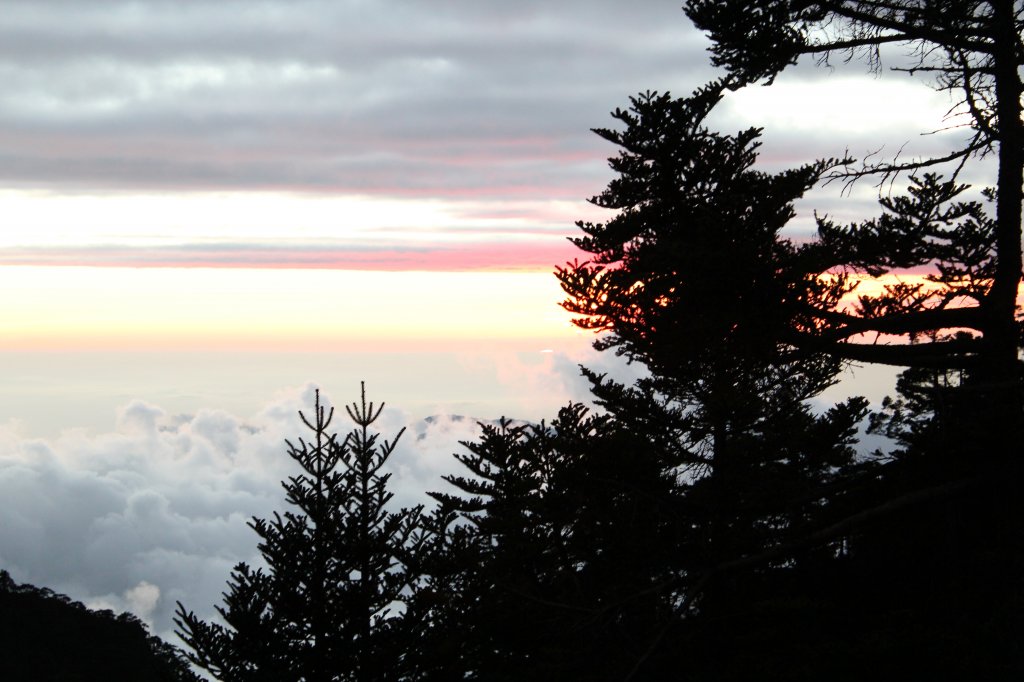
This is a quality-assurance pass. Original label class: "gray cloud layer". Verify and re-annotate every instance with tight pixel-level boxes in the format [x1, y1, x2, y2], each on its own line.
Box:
[1, 0, 713, 198]
[1, 0, 985, 239]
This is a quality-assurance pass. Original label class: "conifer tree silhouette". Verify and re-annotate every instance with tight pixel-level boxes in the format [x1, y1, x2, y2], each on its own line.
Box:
[175, 385, 423, 681]
[422, 405, 686, 680]
[557, 85, 870, 584]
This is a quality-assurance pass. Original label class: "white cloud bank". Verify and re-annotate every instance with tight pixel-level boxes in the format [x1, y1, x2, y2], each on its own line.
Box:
[0, 345, 646, 646]
[0, 383, 491, 644]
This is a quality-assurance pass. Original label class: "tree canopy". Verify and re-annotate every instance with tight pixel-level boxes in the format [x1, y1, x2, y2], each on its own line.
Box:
[685, 0, 1023, 383]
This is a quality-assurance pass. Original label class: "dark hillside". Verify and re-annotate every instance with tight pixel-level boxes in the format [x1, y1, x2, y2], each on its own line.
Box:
[0, 570, 199, 682]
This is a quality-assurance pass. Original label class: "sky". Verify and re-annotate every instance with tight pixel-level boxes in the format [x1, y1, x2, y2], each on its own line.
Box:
[0, 0, 979, 654]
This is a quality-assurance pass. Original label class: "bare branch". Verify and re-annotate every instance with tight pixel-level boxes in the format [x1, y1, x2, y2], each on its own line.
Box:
[827, 138, 991, 191]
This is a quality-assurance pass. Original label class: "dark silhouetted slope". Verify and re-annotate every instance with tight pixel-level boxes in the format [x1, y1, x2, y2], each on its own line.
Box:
[0, 570, 199, 681]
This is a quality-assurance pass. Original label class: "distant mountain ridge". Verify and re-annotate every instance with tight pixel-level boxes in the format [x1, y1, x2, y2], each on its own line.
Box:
[0, 570, 199, 681]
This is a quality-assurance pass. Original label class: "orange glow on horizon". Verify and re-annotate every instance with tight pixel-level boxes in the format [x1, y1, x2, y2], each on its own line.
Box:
[0, 266, 581, 352]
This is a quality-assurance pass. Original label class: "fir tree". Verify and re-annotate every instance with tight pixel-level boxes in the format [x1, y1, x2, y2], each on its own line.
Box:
[557, 85, 870, 579]
[174, 385, 423, 682]
[423, 406, 687, 680]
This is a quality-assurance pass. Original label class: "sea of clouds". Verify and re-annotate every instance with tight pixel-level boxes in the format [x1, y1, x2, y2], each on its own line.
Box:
[0, 347, 651, 646]
[0, 383, 498, 643]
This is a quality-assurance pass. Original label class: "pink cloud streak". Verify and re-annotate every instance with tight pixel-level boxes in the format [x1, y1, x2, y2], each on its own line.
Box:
[0, 241, 582, 272]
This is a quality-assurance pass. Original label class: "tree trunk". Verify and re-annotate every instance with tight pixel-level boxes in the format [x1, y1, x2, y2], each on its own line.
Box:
[982, 0, 1023, 462]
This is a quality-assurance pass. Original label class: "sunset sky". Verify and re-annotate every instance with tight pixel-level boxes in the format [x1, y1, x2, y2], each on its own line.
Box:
[0, 0, 976, 648]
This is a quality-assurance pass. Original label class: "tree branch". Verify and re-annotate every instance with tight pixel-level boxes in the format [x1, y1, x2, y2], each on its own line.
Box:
[784, 332, 983, 367]
[808, 304, 986, 338]
[816, 1, 992, 54]
[825, 138, 991, 188]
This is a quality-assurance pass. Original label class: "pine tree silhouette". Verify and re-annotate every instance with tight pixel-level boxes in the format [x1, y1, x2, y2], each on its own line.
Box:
[175, 385, 423, 681]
